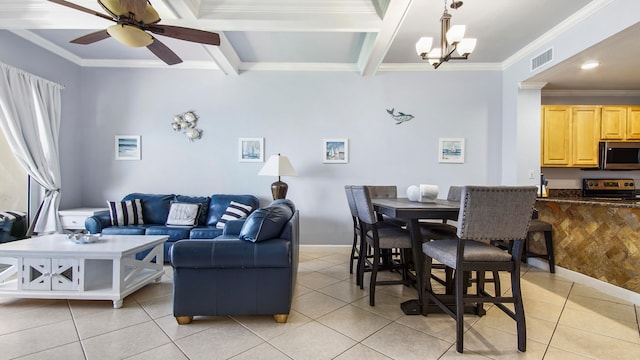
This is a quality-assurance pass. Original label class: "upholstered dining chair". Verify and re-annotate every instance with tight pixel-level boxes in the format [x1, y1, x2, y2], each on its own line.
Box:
[352, 185, 414, 306]
[345, 185, 362, 276]
[346, 185, 403, 283]
[422, 185, 537, 353]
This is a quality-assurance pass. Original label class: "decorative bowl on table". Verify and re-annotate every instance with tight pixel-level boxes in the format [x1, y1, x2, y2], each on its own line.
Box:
[68, 233, 101, 244]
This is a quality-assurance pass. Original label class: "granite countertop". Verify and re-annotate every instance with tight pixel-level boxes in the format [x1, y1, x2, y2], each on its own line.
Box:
[536, 196, 640, 209]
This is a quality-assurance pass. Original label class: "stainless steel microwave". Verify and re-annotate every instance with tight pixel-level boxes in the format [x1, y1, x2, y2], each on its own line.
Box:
[599, 142, 640, 170]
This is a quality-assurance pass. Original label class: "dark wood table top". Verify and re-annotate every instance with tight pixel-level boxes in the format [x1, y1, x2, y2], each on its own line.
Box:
[372, 198, 460, 222]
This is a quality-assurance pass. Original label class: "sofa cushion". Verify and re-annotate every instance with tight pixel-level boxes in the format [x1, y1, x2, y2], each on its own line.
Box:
[239, 204, 293, 243]
[216, 201, 253, 229]
[166, 202, 200, 226]
[101, 226, 147, 236]
[123, 193, 174, 225]
[189, 226, 224, 239]
[107, 199, 144, 226]
[174, 195, 210, 226]
[145, 226, 192, 241]
[206, 195, 260, 226]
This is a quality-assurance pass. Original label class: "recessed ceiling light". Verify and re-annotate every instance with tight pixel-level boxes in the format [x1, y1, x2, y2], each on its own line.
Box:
[581, 61, 599, 70]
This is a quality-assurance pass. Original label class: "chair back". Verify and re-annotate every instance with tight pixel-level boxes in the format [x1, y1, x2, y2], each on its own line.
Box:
[367, 186, 397, 199]
[344, 185, 358, 219]
[447, 186, 463, 202]
[351, 186, 378, 225]
[457, 186, 537, 242]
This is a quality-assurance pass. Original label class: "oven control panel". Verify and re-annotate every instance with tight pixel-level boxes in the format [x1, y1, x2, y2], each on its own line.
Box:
[583, 178, 636, 191]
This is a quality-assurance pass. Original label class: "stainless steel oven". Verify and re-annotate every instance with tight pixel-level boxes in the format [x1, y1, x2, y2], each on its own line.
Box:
[582, 178, 636, 199]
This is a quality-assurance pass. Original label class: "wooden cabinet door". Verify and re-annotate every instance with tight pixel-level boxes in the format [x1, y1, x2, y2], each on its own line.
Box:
[626, 106, 640, 140]
[572, 106, 600, 167]
[541, 106, 571, 166]
[601, 106, 626, 140]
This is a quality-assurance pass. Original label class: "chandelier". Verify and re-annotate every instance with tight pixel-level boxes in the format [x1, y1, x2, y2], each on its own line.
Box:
[415, 0, 477, 69]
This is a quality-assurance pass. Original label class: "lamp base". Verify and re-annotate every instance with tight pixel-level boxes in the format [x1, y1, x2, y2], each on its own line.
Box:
[271, 181, 288, 200]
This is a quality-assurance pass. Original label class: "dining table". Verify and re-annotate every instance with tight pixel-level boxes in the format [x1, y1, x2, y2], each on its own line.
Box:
[372, 197, 460, 315]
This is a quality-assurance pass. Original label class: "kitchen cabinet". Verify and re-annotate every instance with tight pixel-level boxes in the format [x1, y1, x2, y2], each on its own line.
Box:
[541, 105, 600, 167]
[600, 106, 640, 140]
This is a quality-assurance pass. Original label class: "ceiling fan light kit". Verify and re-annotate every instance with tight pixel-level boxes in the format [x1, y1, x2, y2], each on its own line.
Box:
[48, 0, 220, 65]
[415, 0, 476, 69]
[107, 24, 152, 47]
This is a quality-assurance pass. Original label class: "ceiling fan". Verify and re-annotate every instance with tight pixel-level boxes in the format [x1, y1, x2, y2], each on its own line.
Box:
[48, 0, 221, 65]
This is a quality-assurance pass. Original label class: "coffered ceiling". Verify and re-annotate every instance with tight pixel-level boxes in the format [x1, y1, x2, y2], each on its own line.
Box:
[1, 0, 639, 90]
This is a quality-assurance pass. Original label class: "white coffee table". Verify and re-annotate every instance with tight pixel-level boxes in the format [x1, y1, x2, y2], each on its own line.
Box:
[0, 234, 167, 308]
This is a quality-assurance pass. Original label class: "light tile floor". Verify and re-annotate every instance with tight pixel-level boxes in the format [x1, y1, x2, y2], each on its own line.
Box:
[1, 247, 639, 359]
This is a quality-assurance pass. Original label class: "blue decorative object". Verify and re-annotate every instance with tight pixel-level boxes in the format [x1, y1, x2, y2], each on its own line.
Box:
[386, 108, 414, 124]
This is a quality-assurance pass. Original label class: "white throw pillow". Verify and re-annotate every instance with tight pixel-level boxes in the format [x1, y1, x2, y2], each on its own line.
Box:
[166, 202, 201, 226]
[216, 201, 253, 229]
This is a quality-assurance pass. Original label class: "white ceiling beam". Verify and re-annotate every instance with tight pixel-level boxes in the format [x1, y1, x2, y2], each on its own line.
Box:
[204, 32, 240, 75]
[358, 0, 412, 76]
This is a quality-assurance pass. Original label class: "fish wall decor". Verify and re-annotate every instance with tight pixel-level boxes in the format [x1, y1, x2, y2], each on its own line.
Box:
[386, 108, 414, 124]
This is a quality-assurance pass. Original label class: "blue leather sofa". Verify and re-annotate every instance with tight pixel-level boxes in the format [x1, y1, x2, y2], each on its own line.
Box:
[85, 193, 260, 261]
[170, 200, 299, 324]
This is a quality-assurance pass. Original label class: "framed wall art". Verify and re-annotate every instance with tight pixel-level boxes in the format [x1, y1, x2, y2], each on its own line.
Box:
[115, 135, 141, 160]
[239, 137, 264, 162]
[323, 138, 349, 163]
[438, 138, 465, 163]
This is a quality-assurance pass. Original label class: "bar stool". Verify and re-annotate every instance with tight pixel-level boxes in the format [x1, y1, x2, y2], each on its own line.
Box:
[525, 218, 555, 273]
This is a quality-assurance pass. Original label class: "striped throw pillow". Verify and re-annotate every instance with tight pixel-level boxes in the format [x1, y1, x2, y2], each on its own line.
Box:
[216, 201, 253, 229]
[107, 199, 144, 226]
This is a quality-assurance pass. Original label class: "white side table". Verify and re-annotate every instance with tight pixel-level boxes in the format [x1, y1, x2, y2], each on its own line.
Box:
[58, 207, 108, 232]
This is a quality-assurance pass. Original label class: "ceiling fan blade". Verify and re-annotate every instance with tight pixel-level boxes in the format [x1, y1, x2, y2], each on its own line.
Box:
[147, 38, 182, 65]
[70, 30, 111, 45]
[47, 0, 114, 22]
[147, 25, 220, 46]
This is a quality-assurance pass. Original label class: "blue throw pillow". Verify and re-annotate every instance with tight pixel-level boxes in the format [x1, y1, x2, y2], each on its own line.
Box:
[239, 204, 293, 242]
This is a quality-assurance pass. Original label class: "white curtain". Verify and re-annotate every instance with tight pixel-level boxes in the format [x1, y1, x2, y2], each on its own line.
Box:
[0, 62, 63, 234]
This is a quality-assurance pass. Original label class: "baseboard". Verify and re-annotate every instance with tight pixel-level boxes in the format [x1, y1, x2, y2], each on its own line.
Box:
[526, 258, 640, 304]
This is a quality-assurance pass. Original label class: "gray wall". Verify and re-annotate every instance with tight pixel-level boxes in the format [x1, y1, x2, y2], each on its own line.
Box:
[77, 68, 502, 245]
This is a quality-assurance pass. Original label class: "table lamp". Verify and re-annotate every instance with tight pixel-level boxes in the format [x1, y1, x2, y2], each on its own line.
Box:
[258, 154, 298, 200]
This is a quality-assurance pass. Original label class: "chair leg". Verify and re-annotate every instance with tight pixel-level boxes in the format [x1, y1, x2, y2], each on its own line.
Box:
[422, 255, 434, 316]
[512, 269, 527, 352]
[455, 269, 466, 353]
[544, 230, 555, 273]
[357, 236, 367, 288]
[349, 229, 357, 274]
[493, 270, 501, 296]
[476, 270, 485, 316]
[369, 243, 380, 306]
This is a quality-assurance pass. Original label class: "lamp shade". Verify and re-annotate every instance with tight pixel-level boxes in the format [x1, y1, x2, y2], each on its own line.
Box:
[259, 154, 298, 177]
[446, 25, 466, 44]
[259, 154, 297, 200]
[457, 38, 477, 56]
[415, 37, 433, 56]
